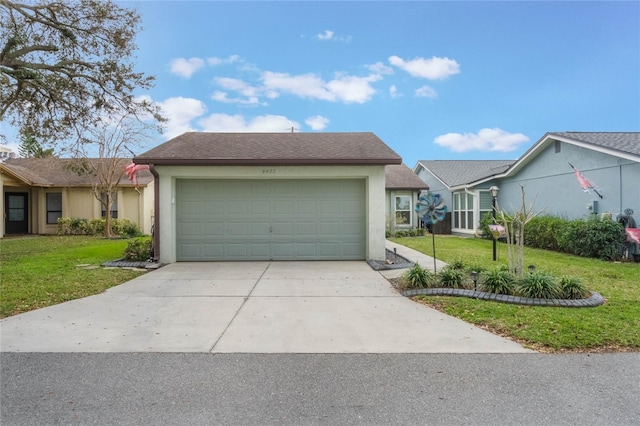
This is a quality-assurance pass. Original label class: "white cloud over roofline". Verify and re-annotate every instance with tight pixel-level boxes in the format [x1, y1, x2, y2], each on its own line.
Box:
[156, 96, 207, 139]
[389, 55, 460, 80]
[305, 115, 330, 130]
[169, 57, 205, 78]
[198, 114, 300, 133]
[434, 128, 529, 153]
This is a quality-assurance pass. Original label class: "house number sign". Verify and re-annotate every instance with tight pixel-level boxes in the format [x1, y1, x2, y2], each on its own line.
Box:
[262, 168, 277, 174]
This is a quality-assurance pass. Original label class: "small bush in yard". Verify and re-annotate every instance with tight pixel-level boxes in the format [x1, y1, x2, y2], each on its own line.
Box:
[438, 265, 465, 289]
[403, 263, 432, 288]
[123, 239, 152, 261]
[517, 271, 562, 299]
[481, 266, 516, 295]
[559, 275, 590, 299]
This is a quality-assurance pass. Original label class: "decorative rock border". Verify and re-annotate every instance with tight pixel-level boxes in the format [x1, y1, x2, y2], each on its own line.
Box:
[368, 249, 415, 271]
[401, 288, 606, 308]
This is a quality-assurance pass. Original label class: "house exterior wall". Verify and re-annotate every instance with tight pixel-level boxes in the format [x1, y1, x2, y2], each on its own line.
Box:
[1, 177, 154, 237]
[416, 166, 452, 208]
[385, 189, 422, 232]
[496, 142, 640, 220]
[154, 164, 387, 264]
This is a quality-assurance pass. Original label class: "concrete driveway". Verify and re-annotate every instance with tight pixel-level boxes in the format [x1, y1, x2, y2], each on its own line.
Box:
[0, 261, 532, 353]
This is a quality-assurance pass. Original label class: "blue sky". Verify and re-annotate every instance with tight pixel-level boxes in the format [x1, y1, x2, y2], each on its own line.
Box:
[4, 1, 640, 167]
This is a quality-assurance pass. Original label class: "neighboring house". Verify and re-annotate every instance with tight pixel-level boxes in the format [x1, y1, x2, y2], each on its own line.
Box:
[415, 132, 640, 235]
[414, 160, 514, 235]
[385, 164, 429, 232]
[1, 158, 154, 237]
[133, 132, 402, 263]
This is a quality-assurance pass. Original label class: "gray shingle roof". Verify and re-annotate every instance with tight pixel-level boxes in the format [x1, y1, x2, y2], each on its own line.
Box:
[385, 164, 429, 190]
[550, 132, 640, 157]
[134, 132, 402, 165]
[0, 158, 153, 187]
[417, 160, 514, 188]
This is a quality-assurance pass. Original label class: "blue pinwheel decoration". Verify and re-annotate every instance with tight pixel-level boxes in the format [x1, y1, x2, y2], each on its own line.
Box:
[416, 191, 448, 225]
[415, 191, 448, 272]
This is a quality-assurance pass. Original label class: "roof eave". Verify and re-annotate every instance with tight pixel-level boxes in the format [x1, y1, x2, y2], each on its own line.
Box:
[133, 158, 402, 166]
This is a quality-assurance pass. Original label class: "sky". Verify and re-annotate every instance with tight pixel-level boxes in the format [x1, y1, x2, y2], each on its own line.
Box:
[3, 1, 639, 167]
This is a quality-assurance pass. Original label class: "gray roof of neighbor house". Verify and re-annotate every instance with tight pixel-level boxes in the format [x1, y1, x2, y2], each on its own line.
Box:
[0, 158, 153, 187]
[549, 132, 640, 157]
[134, 132, 402, 165]
[415, 160, 514, 188]
[385, 164, 429, 190]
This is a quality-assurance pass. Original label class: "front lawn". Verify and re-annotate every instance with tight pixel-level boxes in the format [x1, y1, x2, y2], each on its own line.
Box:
[391, 236, 640, 352]
[0, 236, 145, 318]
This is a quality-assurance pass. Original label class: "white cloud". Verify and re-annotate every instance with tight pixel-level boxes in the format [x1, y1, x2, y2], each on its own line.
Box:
[317, 30, 335, 40]
[389, 55, 460, 80]
[261, 71, 379, 104]
[305, 115, 330, 130]
[368, 61, 394, 75]
[389, 85, 401, 98]
[169, 57, 205, 78]
[315, 30, 351, 42]
[207, 55, 240, 66]
[415, 85, 437, 98]
[211, 91, 261, 105]
[156, 96, 207, 139]
[434, 128, 530, 153]
[199, 114, 300, 133]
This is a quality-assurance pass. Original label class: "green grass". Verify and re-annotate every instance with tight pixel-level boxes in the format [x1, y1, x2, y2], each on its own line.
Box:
[0, 236, 146, 318]
[391, 235, 640, 352]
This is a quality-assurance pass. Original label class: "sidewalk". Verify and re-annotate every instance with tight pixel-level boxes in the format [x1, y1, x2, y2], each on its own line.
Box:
[381, 240, 448, 279]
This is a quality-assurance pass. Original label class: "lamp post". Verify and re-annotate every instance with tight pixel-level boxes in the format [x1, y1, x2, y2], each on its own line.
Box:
[489, 185, 500, 261]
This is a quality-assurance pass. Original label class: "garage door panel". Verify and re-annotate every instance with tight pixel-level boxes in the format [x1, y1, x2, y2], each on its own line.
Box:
[176, 179, 365, 261]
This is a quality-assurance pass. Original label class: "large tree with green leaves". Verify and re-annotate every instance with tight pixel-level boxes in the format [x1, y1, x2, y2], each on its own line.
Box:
[18, 132, 55, 157]
[0, 0, 163, 144]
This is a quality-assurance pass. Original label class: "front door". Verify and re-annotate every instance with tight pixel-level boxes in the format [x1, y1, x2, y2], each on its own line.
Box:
[4, 193, 29, 234]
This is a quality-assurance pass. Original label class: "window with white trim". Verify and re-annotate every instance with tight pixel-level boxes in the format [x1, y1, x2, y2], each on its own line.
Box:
[395, 195, 412, 226]
[453, 192, 475, 231]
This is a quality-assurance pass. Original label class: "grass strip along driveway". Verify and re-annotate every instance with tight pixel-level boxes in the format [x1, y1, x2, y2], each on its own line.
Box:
[1, 236, 145, 318]
[391, 236, 640, 353]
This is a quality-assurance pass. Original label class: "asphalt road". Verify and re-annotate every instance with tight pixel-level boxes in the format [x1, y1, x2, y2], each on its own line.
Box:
[2, 353, 639, 425]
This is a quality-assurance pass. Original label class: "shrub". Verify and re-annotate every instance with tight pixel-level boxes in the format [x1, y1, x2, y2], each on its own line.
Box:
[57, 217, 90, 235]
[524, 215, 567, 251]
[558, 215, 625, 260]
[478, 212, 495, 240]
[559, 275, 590, 299]
[111, 219, 142, 238]
[438, 265, 465, 289]
[517, 271, 561, 299]
[403, 263, 432, 288]
[447, 259, 466, 270]
[481, 266, 516, 295]
[123, 238, 153, 261]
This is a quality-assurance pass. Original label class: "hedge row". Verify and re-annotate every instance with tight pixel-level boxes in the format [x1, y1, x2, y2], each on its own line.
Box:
[479, 213, 629, 260]
[57, 217, 142, 238]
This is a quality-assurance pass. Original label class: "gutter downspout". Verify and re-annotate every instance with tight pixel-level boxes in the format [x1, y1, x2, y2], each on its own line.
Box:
[149, 164, 160, 262]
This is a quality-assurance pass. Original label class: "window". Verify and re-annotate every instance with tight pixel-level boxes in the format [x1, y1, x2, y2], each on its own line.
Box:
[555, 140, 561, 153]
[453, 192, 475, 231]
[479, 191, 494, 223]
[46, 193, 62, 224]
[395, 195, 412, 226]
[101, 191, 118, 218]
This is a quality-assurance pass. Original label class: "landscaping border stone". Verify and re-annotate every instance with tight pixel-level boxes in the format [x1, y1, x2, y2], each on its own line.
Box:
[401, 288, 606, 308]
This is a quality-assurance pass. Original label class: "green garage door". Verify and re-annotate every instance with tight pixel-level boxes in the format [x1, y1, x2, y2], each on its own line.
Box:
[176, 179, 366, 261]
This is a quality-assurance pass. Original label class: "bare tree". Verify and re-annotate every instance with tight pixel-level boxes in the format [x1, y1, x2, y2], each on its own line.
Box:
[0, 0, 164, 143]
[496, 185, 540, 277]
[67, 116, 154, 238]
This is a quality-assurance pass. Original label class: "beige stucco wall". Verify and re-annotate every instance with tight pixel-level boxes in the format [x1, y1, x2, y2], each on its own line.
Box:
[1, 176, 153, 236]
[154, 164, 387, 263]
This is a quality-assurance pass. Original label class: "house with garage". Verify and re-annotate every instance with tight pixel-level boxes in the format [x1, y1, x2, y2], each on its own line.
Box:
[385, 164, 429, 233]
[0, 158, 154, 237]
[414, 132, 640, 236]
[133, 132, 402, 263]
